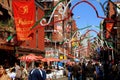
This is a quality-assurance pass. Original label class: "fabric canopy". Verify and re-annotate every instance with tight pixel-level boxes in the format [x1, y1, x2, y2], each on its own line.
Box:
[41, 58, 60, 62]
[18, 54, 43, 62]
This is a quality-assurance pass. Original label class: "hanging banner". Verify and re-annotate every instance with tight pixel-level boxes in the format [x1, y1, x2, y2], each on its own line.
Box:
[12, 0, 35, 40]
[106, 22, 114, 38]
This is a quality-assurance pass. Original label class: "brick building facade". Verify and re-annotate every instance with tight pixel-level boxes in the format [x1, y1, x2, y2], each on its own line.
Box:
[0, 0, 45, 66]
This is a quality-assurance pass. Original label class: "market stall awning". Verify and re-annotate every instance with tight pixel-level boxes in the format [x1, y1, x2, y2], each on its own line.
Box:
[18, 54, 43, 62]
[41, 58, 60, 62]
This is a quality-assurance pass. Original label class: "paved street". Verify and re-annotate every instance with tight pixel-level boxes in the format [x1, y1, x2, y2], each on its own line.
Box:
[53, 76, 68, 80]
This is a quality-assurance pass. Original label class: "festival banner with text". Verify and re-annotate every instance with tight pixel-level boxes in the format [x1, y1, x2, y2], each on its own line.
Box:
[12, 0, 35, 40]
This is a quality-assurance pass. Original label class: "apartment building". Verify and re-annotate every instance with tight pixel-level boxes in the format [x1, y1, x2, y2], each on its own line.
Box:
[39, 0, 78, 59]
[103, 1, 120, 62]
[0, 0, 78, 65]
[0, 0, 45, 66]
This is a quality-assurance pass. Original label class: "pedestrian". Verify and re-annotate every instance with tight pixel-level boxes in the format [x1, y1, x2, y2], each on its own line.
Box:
[14, 63, 20, 72]
[85, 61, 95, 80]
[67, 63, 72, 80]
[81, 62, 86, 80]
[8, 68, 16, 80]
[20, 65, 28, 80]
[94, 62, 103, 80]
[15, 64, 21, 80]
[111, 64, 118, 80]
[78, 63, 82, 80]
[28, 61, 46, 80]
[72, 62, 79, 80]
[117, 61, 120, 80]
[0, 65, 11, 80]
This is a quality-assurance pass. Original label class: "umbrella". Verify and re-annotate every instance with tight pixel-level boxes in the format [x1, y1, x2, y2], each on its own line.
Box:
[19, 54, 43, 62]
[41, 58, 47, 62]
[41, 58, 60, 62]
[36, 55, 43, 60]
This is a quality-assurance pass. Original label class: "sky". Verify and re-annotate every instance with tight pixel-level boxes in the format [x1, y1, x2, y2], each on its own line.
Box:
[71, 0, 116, 37]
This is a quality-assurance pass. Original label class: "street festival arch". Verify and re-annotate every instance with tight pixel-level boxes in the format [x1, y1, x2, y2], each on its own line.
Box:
[30, 0, 106, 29]
[66, 28, 118, 59]
[30, 0, 118, 59]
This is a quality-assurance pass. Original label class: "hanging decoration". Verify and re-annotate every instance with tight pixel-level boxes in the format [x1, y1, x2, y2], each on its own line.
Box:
[12, 0, 35, 40]
[30, 0, 107, 29]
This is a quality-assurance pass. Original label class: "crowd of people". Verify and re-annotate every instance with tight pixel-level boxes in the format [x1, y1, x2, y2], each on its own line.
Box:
[0, 61, 47, 80]
[66, 60, 120, 80]
[0, 62, 28, 80]
[1, 59, 120, 80]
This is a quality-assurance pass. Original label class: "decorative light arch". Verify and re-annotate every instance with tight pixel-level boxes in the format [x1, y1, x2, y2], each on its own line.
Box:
[30, 0, 106, 29]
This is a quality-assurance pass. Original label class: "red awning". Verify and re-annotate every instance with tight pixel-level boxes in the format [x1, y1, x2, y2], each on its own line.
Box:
[18, 54, 43, 62]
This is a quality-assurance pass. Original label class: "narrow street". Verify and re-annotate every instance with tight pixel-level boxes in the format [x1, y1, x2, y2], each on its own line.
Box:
[0, 0, 120, 80]
[53, 76, 68, 80]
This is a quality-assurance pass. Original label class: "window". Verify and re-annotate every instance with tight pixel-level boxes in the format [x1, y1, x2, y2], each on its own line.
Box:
[36, 6, 38, 21]
[36, 30, 38, 48]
